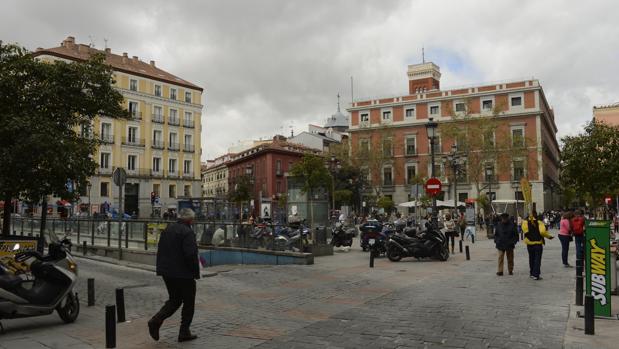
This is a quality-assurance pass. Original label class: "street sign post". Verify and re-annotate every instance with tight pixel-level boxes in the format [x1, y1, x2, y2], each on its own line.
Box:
[113, 168, 127, 187]
[585, 220, 612, 317]
[425, 178, 442, 197]
[112, 168, 126, 257]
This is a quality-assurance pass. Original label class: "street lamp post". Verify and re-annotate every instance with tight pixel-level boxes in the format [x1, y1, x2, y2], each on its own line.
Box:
[444, 144, 464, 217]
[426, 117, 439, 227]
[329, 156, 340, 222]
[87, 182, 92, 217]
[485, 164, 494, 238]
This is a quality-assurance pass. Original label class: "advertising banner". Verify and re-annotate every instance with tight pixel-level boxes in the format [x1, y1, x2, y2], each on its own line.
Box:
[585, 220, 612, 317]
[0, 239, 38, 275]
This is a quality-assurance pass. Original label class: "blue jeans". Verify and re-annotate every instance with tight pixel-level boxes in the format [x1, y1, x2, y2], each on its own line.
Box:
[558, 235, 571, 265]
[574, 235, 584, 261]
[527, 244, 543, 277]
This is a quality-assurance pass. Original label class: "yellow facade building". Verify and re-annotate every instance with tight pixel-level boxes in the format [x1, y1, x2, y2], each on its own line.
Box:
[33, 36, 204, 217]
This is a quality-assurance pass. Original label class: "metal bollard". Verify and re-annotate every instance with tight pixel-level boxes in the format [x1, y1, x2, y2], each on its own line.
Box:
[576, 258, 583, 277]
[459, 240, 463, 253]
[575, 275, 583, 306]
[584, 295, 595, 335]
[88, 278, 95, 306]
[465, 245, 470, 260]
[471, 234, 475, 244]
[115, 288, 126, 323]
[106, 305, 116, 348]
[369, 249, 375, 268]
[83, 240, 87, 256]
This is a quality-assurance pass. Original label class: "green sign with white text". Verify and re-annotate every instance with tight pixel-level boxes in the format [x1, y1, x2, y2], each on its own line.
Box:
[585, 220, 612, 317]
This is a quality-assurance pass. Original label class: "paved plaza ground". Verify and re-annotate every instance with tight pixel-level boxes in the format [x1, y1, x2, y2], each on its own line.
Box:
[1, 230, 617, 348]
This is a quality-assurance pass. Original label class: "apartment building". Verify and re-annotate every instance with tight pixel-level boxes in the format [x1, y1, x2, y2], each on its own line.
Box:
[33, 36, 204, 217]
[348, 62, 561, 212]
[202, 154, 232, 198]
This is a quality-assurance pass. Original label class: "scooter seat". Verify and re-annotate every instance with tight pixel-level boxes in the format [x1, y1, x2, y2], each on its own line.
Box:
[0, 274, 22, 290]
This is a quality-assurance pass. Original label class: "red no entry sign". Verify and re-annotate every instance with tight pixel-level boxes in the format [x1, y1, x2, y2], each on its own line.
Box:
[425, 177, 442, 196]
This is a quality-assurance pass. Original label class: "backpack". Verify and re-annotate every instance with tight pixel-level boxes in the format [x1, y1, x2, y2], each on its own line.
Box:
[526, 218, 542, 242]
[571, 216, 585, 236]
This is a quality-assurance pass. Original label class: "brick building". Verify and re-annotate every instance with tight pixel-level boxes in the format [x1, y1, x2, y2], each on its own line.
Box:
[347, 62, 561, 213]
[226, 136, 320, 219]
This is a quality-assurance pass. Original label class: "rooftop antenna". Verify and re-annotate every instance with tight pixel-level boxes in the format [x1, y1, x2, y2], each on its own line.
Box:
[422, 46, 425, 63]
[350, 76, 354, 104]
[337, 93, 341, 112]
[289, 125, 294, 138]
[103, 38, 108, 49]
[88, 35, 95, 48]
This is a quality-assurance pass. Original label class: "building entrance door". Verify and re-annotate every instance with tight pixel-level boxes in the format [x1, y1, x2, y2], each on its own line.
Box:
[125, 183, 139, 217]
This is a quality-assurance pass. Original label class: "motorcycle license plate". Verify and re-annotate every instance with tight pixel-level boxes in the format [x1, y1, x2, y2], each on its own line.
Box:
[369, 239, 375, 245]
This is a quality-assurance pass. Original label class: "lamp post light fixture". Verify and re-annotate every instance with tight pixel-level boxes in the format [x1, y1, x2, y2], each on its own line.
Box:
[425, 117, 439, 226]
[87, 182, 92, 217]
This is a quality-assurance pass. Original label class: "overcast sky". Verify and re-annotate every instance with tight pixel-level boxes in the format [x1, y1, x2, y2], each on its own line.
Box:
[2, 0, 618, 160]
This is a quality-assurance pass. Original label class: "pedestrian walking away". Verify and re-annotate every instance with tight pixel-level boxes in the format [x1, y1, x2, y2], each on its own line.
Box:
[494, 213, 519, 276]
[522, 211, 554, 280]
[571, 210, 586, 261]
[558, 211, 573, 267]
[148, 208, 200, 342]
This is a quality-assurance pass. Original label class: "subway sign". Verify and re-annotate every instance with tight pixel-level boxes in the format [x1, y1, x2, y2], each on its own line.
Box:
[585, 220, 612, 317]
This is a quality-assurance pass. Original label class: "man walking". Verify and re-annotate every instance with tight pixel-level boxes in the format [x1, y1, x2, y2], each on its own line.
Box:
[148, 208, 200, 342]
[522, 211, 554, 280]
[494, 213, 519, 276]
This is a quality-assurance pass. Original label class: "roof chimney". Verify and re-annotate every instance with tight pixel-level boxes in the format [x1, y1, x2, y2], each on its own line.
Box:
[132, 55, 139, 63]
[150, 60, 156, 67]
[62, 36, 75, 48]
[105, 48, 111, 54]
[122, 52, 128, 63]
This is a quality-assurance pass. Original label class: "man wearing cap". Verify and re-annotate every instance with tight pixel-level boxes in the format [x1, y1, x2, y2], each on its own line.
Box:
[522, 211, 554, 280]
[494, 213, 519, 276]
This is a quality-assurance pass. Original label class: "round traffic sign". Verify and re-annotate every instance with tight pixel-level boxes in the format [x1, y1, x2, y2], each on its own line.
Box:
[113, 167, 127, 187]
[425, 177, 442, 196]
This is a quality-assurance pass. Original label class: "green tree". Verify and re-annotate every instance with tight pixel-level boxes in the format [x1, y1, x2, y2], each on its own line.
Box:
[377, 196, 395, 213]
[290, 154, 331, 230]
[561, 120, 619, 207]
[0, 42, 127, 237]
[228, 175, 253, 223]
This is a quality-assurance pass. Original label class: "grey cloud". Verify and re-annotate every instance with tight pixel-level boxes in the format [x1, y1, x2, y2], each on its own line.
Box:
[1, 0, 617, 158]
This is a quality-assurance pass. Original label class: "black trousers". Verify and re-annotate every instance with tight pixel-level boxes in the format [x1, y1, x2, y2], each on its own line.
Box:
[527, 244, 543, 278]
[153, 277, 196, 330]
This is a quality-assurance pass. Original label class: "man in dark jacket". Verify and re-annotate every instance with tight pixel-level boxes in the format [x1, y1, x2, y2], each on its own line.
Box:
[494, 213, 519, 276]
[148, 208, 200, 342]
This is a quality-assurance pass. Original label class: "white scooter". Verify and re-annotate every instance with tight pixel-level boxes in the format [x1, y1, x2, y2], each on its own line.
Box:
[0, 232, 79, 332]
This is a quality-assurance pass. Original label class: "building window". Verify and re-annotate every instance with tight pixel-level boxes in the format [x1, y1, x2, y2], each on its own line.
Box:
[382, 139, 392, 157]
[513, 160, 525, 181]
[184, 111, 193, 125]
[360, 113, 369, 122]
[129, 79, 138, 91]
[128, 126, 138, 143]
[455, 102, 466, 112]
[511, 96, 522, 107]
[169, 158, 177, 173]
[184, 160, 192, 174]
[405, 107, 415, 118]
[276, 160, 282, 175]
[169, 184, 176, 198]
[100, 182, 110, 197]
[127, 155, 137, 171]
[432, 164, 443, 178]
[432, 135, 441, 154]
[128, 101, 139, 118]
[154, 84, 162, 97]
[184, 185, 191, 197]
[170, 88, 177, 100]
[405, 136, 416, 155]
[153, 183, 160, 196]
[383, 167, 393, 186]
[100, 152, 110, 169]
[169, 132, 178, 148]
[152, 157, 161, 172]
[457, 161, 468, 183]
[359, 139, 370, 155]
[483, 131, 495, 148]
[382, 111, 391, 121]
[430, 105, 440, 115]
[101, 122, 112, 138]
[512, 128, 525, 147]
[406, 164, 417, 184]
[485, 163, 496, 182]
[482, 99, 493, 111]
[185, 91, 192, 103]
[276, 181, 281, 193]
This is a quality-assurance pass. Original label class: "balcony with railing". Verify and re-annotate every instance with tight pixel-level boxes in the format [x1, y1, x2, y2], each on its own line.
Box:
[151, 169, 164, 178]
[168, 116, 180, 126]
[183, 171, 194, 178]
[166, 170, 180, 178]
[183, 119, 195, 128]
[183, 144, 195, 153]
[152, 139, 165, 149]
[122, 137, 145, 147]
[99, 134, 114, 144]
[130, 111, 142, 120]
[97, 167, 113, 175]
[168, 142, 180, 151]
[152, 113, 164, 124]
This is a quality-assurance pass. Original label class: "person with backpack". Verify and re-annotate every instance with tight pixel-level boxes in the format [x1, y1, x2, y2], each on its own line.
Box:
[522, 211, 554, 280]
[571, 210, 586, 261]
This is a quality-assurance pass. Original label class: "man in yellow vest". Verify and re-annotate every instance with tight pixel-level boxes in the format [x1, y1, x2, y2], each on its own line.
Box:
[521, 211, 554, 280]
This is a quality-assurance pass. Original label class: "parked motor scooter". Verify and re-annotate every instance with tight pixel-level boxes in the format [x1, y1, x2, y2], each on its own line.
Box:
[360, 220, 392, 255]
[274, 222, 310, 252]
[0, 232, 79, 331]
[386, 223, 449, 262]
[330, 222, 355, 247]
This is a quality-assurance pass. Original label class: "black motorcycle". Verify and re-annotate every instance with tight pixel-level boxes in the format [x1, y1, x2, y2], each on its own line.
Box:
[386, 224, 449, 262]
[330, 223, 355, 247]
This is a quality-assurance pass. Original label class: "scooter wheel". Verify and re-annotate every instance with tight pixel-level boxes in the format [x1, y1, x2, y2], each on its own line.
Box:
[387, 245, 402, 262]
[57, 292, 80, 323]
